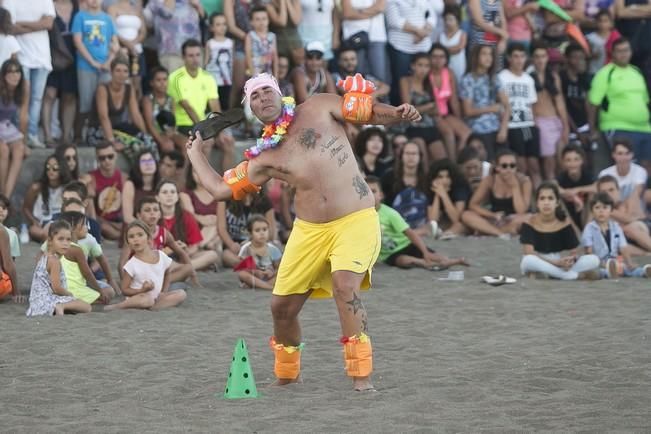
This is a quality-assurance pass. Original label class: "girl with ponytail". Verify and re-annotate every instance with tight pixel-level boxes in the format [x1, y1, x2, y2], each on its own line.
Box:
[519, 181, 600, 280]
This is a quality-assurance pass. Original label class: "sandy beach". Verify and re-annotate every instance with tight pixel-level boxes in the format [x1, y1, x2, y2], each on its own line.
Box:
[2, 237, 651, 433]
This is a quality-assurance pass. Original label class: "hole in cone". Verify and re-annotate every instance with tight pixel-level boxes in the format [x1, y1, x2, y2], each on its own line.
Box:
[245, 389, 250, 394]
[241, 357, 247, 362]
[243, 373, 248, 378]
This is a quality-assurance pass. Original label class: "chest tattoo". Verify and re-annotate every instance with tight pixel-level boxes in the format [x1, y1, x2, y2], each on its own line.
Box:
[320, 135, 339, 153]
[298, 128, 321, 150]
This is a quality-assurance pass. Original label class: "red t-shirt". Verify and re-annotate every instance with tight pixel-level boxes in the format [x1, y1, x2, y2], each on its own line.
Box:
[163, 211, 203, 247]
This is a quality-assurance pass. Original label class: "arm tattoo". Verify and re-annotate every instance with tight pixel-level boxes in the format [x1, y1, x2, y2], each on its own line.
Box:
[352, 175, 370, 199]
[299, 128, 321, 150]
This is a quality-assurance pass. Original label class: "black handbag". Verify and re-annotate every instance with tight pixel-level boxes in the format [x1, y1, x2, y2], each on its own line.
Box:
[49, 24, 74, 71]
[344, 30, 370, 50]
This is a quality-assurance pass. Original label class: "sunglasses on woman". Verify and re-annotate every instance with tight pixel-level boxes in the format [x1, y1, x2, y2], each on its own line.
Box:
[500, 163, 517, 169]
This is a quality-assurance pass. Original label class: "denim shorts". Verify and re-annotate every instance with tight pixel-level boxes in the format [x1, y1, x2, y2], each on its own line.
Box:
[77, 68, 111, 114]
[0, 119, 23, 143]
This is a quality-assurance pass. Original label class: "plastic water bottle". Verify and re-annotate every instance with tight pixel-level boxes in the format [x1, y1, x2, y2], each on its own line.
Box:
[19, 223, 29, 244]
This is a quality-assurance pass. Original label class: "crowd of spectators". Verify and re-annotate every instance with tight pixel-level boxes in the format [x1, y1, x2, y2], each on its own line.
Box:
[1, 0, 651, 310]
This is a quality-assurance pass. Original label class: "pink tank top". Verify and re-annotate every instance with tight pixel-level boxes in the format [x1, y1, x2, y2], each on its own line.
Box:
[430, 68, 452, 117]
[185, 189, 217, 216]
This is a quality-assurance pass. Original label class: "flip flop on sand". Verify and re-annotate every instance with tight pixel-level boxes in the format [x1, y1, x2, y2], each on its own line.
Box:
[192, 108, 245, 140]
[481, 275, 517, 286]
[430, 264, 449, 271]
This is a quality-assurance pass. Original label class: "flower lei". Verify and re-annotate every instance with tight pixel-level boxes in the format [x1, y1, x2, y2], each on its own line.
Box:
[244, 96, 296, 159]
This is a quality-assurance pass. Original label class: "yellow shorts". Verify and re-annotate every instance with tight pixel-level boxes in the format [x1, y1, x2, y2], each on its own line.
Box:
[273, 207, 381, 299]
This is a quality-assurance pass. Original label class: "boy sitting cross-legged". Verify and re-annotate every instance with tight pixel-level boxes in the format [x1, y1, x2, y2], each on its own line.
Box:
[367, 176, 468, 270]
[581, 192, 651, 278]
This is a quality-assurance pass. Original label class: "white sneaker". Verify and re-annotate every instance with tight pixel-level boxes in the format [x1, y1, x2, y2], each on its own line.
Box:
[430, 220, 441, 239]
[28, 134, 46, 149]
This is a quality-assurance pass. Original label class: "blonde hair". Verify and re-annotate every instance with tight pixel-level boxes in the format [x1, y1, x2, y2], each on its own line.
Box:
[125, 219, 152, 241]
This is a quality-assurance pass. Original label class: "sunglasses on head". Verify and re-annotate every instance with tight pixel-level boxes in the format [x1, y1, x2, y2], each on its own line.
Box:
[98, 154, 116, 162]
[500, 163, 517, 169]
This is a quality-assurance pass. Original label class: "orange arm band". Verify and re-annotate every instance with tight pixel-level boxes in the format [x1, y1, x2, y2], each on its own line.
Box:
[338, 73, 375, 123]
[223, 161, 261, 201]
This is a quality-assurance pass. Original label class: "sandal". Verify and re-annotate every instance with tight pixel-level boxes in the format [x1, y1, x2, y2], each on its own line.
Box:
[481, 275, 517, 286]
[191, 108, 245, 140]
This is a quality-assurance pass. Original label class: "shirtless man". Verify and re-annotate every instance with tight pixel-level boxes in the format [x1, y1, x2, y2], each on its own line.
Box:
[187, 73, 420, 391]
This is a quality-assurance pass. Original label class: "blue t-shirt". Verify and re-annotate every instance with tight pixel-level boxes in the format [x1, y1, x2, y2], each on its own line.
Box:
[71, 10, 116, 71]
[459, 73, 503, 134]
[391, 187, 429, 230]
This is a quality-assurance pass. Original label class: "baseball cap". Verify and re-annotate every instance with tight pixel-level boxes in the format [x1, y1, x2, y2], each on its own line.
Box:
[305, 41, 325, 56]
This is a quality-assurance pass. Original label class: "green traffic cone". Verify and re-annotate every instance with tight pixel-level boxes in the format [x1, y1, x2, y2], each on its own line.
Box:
[223, 338, 259, 399]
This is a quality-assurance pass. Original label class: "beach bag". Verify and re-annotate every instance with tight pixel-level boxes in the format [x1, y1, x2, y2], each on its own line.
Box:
[344, 31, 370, 50]
[113, 127, 159, 166]
[49, 24, 74, 71]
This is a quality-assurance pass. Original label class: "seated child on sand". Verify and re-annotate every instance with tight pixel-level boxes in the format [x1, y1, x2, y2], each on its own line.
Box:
[596, 175, 651, 254]
[236, 214, 282, 290]
[26, 220, 92, 316]
[106, 220, 186, 311]
[156, 180, 220, 271]
[0, 218, 19, 302]
[0, 194, 20, 259]
[118, 197, 196, 285]
[54, 198, 118, 293]
[368, 176, 468, 270]
[40, 211, 115, 304]
[581, 192, 651, 278]
[520, 182, 600, 280]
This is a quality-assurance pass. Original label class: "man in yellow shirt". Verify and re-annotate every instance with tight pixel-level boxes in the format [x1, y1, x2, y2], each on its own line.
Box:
[168, 39, 234, 170]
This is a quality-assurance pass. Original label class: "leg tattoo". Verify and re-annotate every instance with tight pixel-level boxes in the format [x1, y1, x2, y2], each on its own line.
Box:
[346, 292, 364, 314]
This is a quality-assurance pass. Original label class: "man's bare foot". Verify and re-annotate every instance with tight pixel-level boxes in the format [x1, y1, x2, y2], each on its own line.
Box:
[54, 305, 64, 316]
[353, 376, 376, 391]
[270, 376, 302, 386]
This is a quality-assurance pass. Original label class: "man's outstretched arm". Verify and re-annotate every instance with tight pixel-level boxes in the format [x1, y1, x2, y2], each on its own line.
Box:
[367, 100, 421, 125]
[315, 93, 421, 126]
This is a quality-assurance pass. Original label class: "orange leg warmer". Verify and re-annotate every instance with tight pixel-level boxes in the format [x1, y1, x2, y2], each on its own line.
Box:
[270, 337, 303, 380]
[0, 272, 13, 299]
[341, 334, 373, 377]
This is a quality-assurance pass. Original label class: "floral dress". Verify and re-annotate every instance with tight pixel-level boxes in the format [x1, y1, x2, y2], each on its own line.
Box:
[26, 255, 75, 317]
